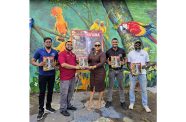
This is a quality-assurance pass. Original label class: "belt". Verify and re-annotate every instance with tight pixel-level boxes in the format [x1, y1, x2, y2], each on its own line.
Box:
[110, 67, 122, 70]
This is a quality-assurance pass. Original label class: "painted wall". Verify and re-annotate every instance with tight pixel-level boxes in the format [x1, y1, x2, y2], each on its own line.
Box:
[30, 0, 157, 93]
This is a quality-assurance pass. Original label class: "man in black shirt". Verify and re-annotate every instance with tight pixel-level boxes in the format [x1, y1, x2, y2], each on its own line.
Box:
[105, 38, 127, 110]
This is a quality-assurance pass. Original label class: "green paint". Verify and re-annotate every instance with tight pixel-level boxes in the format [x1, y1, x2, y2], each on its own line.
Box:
[30, 0, 157, 93]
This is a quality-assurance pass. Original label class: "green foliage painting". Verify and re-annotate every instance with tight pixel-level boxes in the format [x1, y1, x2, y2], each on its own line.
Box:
[30, 0, 157, 93]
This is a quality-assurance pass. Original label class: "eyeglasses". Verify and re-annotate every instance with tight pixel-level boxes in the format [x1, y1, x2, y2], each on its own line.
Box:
[135, 44, 141, 46]
[45, 41, 52, 43]
[95, 44, 101, 47]
[67, 44, 72, 46]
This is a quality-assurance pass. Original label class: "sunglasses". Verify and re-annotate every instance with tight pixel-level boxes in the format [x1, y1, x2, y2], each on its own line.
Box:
[135, 44, 141, 46]
[95, 44, 101, 47]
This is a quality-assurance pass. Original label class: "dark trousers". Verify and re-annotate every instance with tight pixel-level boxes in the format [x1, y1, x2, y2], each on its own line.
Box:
[38, 75, 55, 111]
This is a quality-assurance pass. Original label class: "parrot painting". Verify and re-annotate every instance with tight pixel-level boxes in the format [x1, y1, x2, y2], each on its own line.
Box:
[51, 6, 68, 35]
[119, 21, 157, 44]
[51, 6, 68, 52]
[90, 19, 100, 31]
[99, 21, 106, 34]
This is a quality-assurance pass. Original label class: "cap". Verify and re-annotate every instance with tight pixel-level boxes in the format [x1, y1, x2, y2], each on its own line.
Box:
[134, 40, 142, 44]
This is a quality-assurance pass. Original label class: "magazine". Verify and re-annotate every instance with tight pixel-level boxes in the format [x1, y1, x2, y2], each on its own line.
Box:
[131, 63, 142, 75]
[43, 56, 55, 71]
[78, 57, 89, 68]
[111, 56, 121, 68]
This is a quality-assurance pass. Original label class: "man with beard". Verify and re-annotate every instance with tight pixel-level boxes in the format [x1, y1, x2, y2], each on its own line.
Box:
[31, 37, 58, 120]
[127, 40, 151, 113]
[105, 38, 127, 110]
[58, 41, 81, 116]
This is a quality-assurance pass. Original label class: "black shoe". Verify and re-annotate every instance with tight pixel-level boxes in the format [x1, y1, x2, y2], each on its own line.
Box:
[67, 106, 77, 110]
[60, 110, 70, 116]
[37, 110, 44, 121]
[46, 107, 56, 113]
[121, 102, 127, 110]
[105, 101, 112, 108]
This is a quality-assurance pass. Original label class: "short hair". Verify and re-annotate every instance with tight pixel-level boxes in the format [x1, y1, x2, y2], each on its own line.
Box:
[112, 38, 118, 41]
[43, 37, 52, 42]
[94, 41, 101, 45]
[65, 40, 72, 46]
[134, 41, 142, 45]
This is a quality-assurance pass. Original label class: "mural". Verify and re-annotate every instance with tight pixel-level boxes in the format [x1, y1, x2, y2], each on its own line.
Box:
[30, 0, 157, 93]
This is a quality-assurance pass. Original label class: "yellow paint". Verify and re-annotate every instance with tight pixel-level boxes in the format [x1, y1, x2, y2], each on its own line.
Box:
[55, 41, 66, 52]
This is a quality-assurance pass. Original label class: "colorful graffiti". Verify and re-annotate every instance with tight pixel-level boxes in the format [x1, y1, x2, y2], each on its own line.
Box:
[30, 0, 157, 93]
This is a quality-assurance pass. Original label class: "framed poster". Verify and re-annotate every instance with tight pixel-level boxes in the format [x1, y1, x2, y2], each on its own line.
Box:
[71, 30, 104, 58]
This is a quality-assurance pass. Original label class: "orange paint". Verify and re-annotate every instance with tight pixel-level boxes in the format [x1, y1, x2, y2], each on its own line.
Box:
[51, 6, 68, 35]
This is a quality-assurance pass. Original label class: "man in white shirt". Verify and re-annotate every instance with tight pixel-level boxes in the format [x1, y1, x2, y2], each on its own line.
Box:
[127, 40, 151, 113]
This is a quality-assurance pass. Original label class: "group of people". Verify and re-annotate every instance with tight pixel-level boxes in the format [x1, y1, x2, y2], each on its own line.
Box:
[31, 37, 151, 121]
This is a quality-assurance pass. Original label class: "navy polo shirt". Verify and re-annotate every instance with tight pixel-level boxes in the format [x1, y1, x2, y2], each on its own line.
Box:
[33, 48, 58, 76]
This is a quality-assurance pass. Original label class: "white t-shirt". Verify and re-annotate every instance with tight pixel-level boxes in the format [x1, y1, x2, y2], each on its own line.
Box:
[127, 50, 150, 74]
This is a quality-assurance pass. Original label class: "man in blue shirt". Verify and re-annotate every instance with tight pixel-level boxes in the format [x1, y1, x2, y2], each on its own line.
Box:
[31, 37, 58, 120]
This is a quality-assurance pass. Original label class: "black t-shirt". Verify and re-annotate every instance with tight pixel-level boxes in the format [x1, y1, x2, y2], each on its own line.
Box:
[106, 47, 126, 69]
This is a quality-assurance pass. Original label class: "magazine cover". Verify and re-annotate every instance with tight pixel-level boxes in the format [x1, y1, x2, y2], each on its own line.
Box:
[131, 63, 142, 75]
[43, 56, 55, 71]
[111, 56, 121, 68]
[78, 56, 89, 67]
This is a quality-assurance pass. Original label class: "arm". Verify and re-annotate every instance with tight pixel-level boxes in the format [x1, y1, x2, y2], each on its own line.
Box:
[105, 50, 111, 65]
[142, 51, 150, 69]
[31, 58, 45, 67]
[61, 63, 79, 69]
[58, 53, 79, 70]
[95, 52, 106, 68]
[31, 49, 45, 67]
[127, 52, 135, 76]
[121, 50, 126, 65]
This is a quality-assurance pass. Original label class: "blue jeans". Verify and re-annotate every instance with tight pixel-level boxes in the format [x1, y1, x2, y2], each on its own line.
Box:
[129, 74, 148, 107]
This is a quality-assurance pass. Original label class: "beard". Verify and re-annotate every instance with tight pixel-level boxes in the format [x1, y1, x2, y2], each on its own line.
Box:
[112, 45, 118, 48]
[46, 46, 51, 49]
[135, 47, 141, 52]
[66, 47, 73, 51]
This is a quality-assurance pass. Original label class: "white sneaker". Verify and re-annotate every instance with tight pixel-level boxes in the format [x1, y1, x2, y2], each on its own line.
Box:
[144, 106, 151, 113]
[129, 103, 134, 110]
